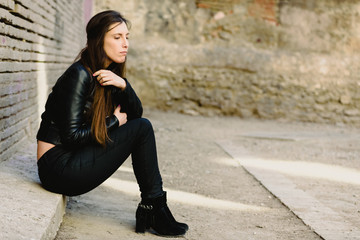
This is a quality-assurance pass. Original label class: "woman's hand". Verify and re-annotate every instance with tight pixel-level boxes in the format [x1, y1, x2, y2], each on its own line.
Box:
[93, 70, 126, 90]
[114, 105, 127, 126]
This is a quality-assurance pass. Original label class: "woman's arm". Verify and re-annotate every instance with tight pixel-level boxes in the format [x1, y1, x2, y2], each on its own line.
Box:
[54, 64, 92, 146]
[113, 78, 143, 120]
[93, 69, 143, 120]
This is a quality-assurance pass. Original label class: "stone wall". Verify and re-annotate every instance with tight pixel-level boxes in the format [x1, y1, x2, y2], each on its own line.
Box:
[0, 0, 91, 162]
[96, 0, 360, 126]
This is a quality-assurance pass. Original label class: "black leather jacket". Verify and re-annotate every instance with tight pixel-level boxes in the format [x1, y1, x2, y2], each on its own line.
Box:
[36, 61, 143, 148]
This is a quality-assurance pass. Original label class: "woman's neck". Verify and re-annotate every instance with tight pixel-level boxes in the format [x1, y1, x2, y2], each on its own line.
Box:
[104, 59, 113, 69]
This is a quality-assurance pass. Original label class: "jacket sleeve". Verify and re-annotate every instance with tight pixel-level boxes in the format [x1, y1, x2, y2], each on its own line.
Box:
[53, 64, 94, 147]
[112, 78, 143, 120]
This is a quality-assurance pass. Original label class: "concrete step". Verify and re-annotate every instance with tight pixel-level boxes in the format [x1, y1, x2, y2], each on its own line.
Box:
[0, 140, 66, 240]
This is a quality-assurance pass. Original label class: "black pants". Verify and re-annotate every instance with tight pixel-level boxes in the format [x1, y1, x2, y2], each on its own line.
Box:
[37, 118, 163, 198]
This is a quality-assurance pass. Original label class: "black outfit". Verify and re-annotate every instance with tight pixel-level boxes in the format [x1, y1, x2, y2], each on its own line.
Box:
[37, 61, 163, 198]
[37, 61, 188, 236]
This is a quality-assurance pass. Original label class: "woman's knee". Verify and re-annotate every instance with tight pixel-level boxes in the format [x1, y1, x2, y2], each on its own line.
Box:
[129, 117, 152, 130]
[132, 118, 155, 141]
[139, 118, 153, 129]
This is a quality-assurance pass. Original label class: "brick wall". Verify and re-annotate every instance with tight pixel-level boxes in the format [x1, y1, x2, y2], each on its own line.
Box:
[0, 0, 90, 162]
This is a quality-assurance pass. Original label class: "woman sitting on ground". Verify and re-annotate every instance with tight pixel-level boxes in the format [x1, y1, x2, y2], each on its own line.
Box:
[36, 10, 188, 237]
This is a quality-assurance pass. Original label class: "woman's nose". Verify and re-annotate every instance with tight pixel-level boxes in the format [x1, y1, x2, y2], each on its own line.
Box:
[122, 39, 128, 48]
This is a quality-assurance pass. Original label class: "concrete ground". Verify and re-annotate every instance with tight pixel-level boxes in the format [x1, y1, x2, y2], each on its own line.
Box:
[53, 109, 360, 240]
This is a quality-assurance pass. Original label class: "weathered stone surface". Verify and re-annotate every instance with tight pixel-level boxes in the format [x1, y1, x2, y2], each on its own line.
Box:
[96, 0, 360, 127]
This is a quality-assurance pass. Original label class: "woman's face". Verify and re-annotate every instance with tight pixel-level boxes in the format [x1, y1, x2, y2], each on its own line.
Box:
[103, 22, 129, 67]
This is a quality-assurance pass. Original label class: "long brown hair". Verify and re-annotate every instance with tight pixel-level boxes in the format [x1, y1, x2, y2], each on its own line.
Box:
[76, 10, 130, 146]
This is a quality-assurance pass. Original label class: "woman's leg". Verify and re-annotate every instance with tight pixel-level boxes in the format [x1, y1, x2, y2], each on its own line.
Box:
[38, 118, 163, 197]
[130, 118, 163, 199]
[38, 117, 187, 236]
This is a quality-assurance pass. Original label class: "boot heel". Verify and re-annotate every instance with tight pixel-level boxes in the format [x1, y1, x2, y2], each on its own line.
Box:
[135, 219, 146, 233]
[135, 204, 151, 233]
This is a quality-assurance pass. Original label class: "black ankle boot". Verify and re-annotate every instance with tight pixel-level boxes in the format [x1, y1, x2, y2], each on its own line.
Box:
[135, 192, 188, 236]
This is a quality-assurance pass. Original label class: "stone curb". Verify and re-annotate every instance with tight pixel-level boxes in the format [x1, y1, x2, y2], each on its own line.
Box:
[0, 140, 66, 240]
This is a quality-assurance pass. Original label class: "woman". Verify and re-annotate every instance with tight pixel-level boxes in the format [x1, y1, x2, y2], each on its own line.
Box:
[36, 10, 188, 237]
